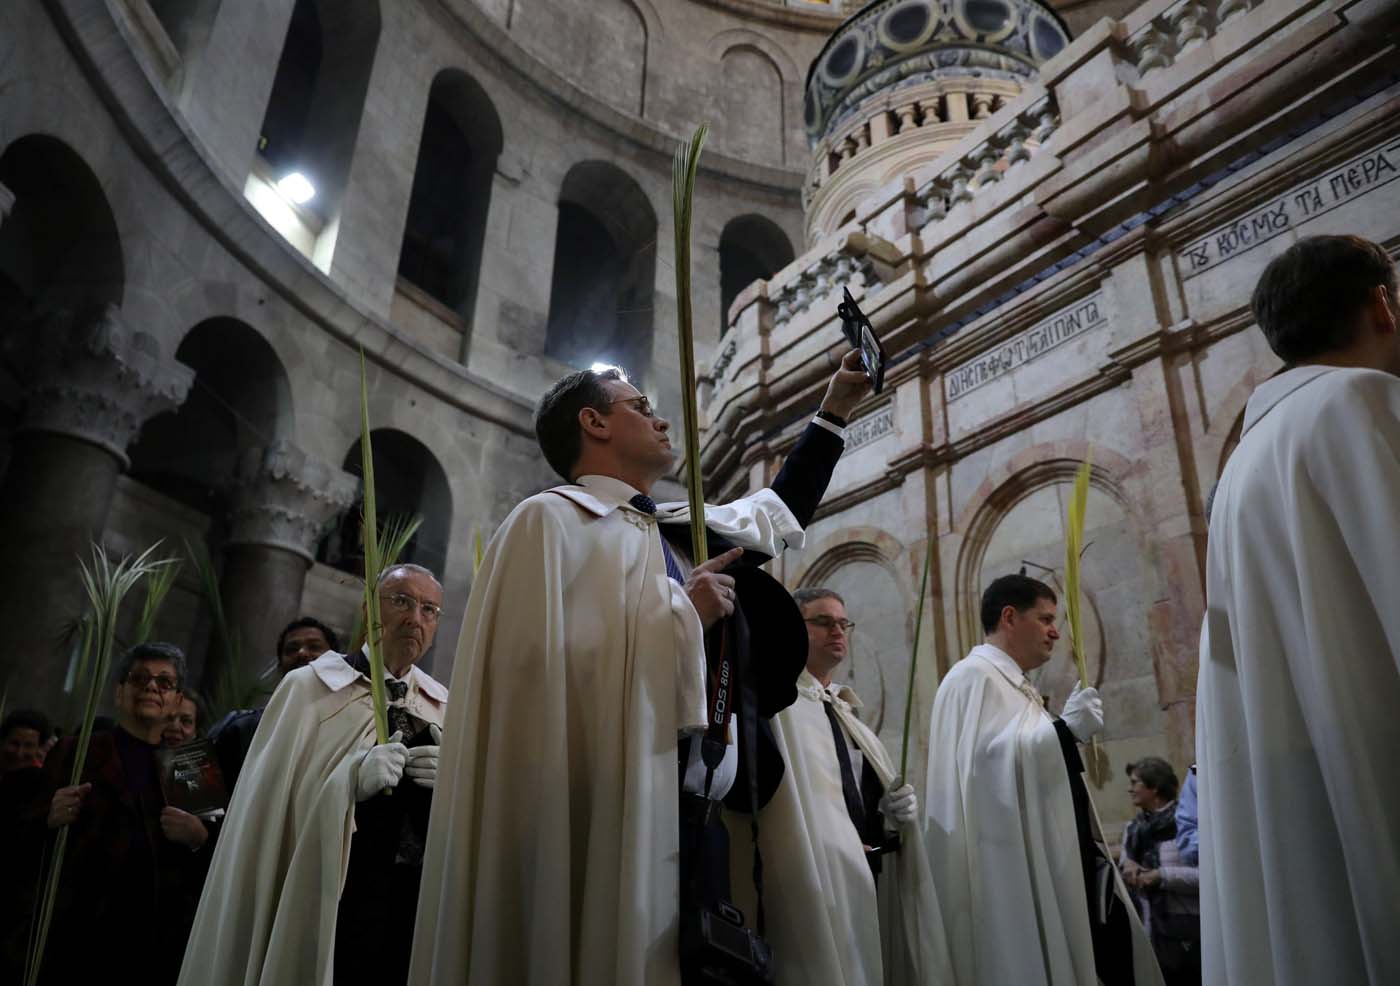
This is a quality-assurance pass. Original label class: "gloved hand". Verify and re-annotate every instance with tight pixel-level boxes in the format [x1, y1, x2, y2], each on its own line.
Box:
[405, 724, 442, 789]
[1061, 682, 1104, 742]
[355, 731, 408, 800]
[878, 782, 918, 825]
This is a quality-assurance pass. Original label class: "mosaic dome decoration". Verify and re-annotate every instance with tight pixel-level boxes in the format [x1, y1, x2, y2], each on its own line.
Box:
[804, 0, 1071, 145]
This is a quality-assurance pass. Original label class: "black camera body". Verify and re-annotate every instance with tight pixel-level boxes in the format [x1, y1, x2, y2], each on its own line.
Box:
[681, 901, 774, 986]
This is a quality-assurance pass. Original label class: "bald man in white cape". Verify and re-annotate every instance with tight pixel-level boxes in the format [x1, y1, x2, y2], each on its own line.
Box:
[924, 577, 1161, 986]
[1198, 235, 1400, 986]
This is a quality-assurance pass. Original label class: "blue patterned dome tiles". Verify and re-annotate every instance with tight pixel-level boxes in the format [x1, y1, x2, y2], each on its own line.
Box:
[804, 0, 1071, 145]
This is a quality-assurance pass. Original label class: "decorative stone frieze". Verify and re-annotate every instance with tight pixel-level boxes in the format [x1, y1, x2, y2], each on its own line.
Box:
[227, 441, 359, 562]
[20, 305, 194, 465]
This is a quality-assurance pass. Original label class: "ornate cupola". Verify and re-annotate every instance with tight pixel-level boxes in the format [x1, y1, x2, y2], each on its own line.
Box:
[803, 0, 1070, 240]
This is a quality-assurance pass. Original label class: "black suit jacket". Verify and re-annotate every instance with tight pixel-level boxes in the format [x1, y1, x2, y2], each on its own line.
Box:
[662, 421, 845, 812]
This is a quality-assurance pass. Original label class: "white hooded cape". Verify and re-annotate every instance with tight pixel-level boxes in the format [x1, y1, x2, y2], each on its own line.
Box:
[923, 645, 1160, 986]
[177, 651, 447, 986]
[728, 670, 955, 986]
[1198, 365, 1400, 986]
[408, 480, 800, 986]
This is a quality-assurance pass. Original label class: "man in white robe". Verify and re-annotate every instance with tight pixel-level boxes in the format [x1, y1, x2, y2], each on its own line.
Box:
[924, 574, 1161, 986]
[178, 564, 448, 986]
[410, 357, 868, 986]
[1198, 233, 1400, 986]
[733, 587, 954, 986]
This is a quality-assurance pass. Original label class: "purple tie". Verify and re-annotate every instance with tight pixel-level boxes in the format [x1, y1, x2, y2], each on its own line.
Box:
[629, 494, 687, 583]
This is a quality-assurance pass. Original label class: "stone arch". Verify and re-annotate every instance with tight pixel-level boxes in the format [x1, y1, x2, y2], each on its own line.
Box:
[321, 428, 454, 580]
[250, 0, 381, 261]
[953, 449, 1157, 713]
[718, 214, 794, 335]
[707, 28, 801, 80]
[397, 68, 504, 358]
[0, 134, 124, 328]
[792, 529, 915, 750]
[716, 45, 785, 167]
[545, 161, 658, 383]
[128, 317, 294, 514]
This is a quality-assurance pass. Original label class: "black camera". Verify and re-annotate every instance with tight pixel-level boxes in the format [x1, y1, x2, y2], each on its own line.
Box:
[680, 900, 774, 986]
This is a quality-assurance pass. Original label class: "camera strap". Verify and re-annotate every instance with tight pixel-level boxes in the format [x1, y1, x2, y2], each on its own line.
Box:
[700, 623, 733, 798]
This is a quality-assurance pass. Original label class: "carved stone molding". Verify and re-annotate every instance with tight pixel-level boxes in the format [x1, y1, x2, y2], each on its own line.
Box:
[227, 441, 359, 562]
[20, 305, 194, 466]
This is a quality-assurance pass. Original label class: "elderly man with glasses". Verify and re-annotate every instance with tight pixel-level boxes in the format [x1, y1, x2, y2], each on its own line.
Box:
[180, 564, 448, 986]
[6, 642, 212, 984]
[725, 587, 952, 986]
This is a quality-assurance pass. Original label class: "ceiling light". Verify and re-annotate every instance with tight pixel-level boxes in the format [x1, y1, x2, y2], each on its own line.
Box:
[277, 171, 316, 205]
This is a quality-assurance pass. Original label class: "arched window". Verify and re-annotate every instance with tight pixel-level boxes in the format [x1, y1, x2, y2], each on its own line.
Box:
[544, 162, 657, 381]
[397, 70, 503, 355]
[321, 429, 453, 580]
[246, 0, 380, 269]
[718, 214, 793, 335]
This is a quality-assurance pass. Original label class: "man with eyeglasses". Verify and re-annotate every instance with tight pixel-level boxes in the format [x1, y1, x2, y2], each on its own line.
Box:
[730, 587, 952, 986]
[181, 564, 448, 986]
[411, 354, 868, 986]
[6, 642, 211, 984]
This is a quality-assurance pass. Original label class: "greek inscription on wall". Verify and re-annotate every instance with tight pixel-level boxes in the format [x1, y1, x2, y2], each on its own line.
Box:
[944, 292, 1107, 403]
[1180, 137, 1400, 277]
[846, 404, 894, 451]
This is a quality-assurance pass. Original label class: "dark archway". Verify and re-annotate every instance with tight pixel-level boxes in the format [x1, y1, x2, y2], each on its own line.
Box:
[320, 429, 453, 581]
[256, 0, 381, 227]
[718, 214, 793, 335]
[397, 69, 504, 356]
[545, 161, 657, 381]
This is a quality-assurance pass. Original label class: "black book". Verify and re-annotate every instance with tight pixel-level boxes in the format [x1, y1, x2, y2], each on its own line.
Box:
[156, 738, 229, 815]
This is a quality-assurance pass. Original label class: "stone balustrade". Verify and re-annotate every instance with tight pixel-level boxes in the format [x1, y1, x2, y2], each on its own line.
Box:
[1126, 0, 1268, 76]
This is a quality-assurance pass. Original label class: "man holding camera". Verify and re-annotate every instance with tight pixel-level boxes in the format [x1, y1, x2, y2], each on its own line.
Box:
[411, 354, 866, 986]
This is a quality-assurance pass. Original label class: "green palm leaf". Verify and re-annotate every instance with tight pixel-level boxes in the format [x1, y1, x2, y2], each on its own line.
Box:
[672, 123, 710, 566]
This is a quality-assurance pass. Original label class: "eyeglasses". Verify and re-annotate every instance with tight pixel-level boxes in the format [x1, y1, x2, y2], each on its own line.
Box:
[607, 395, 656, 418]
[804, 617, 856, 633]
[383, 592, 442, 623]
[124, 670, 178, 693]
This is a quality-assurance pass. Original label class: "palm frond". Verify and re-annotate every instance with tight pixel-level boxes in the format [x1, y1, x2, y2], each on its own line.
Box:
[899, 533, 935, 782]
[133, 554, 183, 645]
[185, 540, 260, 721]
[359, 347, 390, 746]
[672, 123, 710, 566]
[1064, 454, 1110, 787]
[473, 527, 485, 578]
[26, 543, 173, 986]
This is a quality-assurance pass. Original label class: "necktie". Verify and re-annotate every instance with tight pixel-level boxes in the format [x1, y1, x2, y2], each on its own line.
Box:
[823, 697, 866, 838]
[628, 494, 686, 583]
[384, 679, 415, 739]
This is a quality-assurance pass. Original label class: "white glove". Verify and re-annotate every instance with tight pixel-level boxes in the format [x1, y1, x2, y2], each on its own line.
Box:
[1061, 683, 1104, 742]
[405, 724, 442, 789]
[878, 782, 918, 825]
[355, 731, 408, 800]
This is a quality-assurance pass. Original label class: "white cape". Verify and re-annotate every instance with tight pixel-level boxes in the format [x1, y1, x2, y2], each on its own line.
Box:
[409, 482, 799, 986]
[728, 671, 955, 986]
[178, 651, 447, 986]
[924, 645, 1160, 986]
[1198, 365, 1400, 986]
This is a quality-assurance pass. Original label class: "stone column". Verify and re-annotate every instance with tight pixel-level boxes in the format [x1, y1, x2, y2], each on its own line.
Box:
[208, 441, 357, 692]
[0, 306, 193, 715]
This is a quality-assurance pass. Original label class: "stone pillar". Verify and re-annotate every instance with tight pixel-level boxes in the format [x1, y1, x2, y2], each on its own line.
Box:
[209, 441, 357, 692]
[0, 307, 193, 715]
